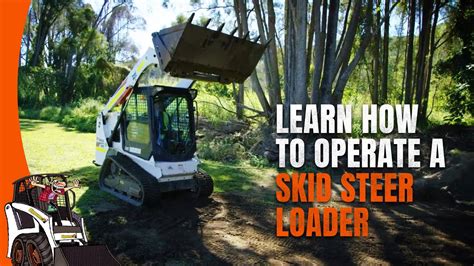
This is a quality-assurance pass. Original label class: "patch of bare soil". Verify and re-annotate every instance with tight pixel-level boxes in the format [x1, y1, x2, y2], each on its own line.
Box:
[83, 191, 474, 265]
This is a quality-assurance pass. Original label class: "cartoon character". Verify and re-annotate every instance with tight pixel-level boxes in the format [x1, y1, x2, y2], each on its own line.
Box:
[29, 176, 80, 212]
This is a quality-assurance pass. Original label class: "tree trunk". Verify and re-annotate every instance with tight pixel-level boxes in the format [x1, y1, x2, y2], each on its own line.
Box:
[253, 0, 273, 105]
[267, 0, 282, 106]
[333, 0, 362, 84]
[310, 0, 326, 104]
[233, 0, 245, 119]
[372, 0, 382, 104]
[415, 0, 433, 121]
[333, 0, 374, 103]
[421, 0, 440, 119]
[25, 8, 32, 66]
[404, 0, 416, 104]
[285, 0, 308, 105]
[238, 0, 271, 116]
[30, 1, 70, 67]
[381, 0, 390, 103]
[336, 0, 352, 54]
[320, 0, 339, 103]
[306, 0, 318, 85]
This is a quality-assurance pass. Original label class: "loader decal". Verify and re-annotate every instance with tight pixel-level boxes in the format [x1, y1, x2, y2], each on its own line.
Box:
[136, 60, 147, 72]
[96, 146, 107, 153]
[28, 208, 47, 223]
[60, 234, 77, 239]
[106, 85, 127, 110]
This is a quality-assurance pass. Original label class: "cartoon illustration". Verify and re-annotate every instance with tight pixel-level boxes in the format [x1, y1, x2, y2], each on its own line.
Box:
[5, 174, 119, 265]
[30, 176, 80, 212]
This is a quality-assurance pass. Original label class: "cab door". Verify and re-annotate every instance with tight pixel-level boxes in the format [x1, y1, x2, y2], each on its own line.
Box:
[122, 92, 152, 159]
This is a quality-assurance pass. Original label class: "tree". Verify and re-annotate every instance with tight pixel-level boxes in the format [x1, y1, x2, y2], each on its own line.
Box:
[381, 0, 390, 103]
[437, 0, 474, 123]
[404, 0, 416, 104]
[284, 0, 308, 105]
[311, 0, 374, 104]
[29, 0, 73, 67]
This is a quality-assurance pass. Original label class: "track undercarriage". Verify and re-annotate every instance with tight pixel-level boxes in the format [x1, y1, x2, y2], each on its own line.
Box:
[99, 154, 213, 206]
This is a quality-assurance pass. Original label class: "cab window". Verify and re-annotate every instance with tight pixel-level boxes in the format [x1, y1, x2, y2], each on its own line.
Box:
[123, 93, 152, 159]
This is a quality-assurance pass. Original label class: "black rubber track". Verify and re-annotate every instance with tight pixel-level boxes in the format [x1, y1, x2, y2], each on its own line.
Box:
[194, 169, 214, 198]
[25, 233, 52, 265]
[99, 154, 161, 207]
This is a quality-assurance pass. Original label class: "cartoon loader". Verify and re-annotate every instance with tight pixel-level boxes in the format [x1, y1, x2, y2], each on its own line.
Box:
[5, 174, 119, 265]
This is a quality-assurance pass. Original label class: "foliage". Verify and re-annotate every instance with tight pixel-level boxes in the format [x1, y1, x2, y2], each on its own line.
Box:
[20, 98, 102, 133]
[39, 106, 63, 122]
[198, 137, 246, 162]
[61, 99, 102, 132]
[444, 81, 473, 124]
[18, 67, 63, 107]
[435, 0, 474, 123]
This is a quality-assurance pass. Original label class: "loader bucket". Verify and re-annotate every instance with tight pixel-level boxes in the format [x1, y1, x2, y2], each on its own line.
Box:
[54, 245, 120, 266]
[152, 15, 267, 84]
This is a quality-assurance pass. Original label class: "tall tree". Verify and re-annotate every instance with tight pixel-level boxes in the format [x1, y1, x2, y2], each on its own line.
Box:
[381, 0, 390, 103]
[236, 0, 271, 117]
[311, 0, 326, 104]
[404, 0, 416, 104]
[311, 0, 373, 104]
[233, 0, 245, 119]
[414, 0, 433, 121]
[30, 0, 73, 67]
[266, 0, 282, 106]
[372, 0, 381, 104]
[420, 0, 442, 118]
[285, 0, 308, 105]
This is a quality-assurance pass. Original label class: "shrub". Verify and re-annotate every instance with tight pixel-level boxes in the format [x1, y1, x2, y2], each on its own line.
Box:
[61, 98, 102, 132]
[39, 106, 62, 122]
[19, 108, 40, 119]
[198, 138, 246, 162]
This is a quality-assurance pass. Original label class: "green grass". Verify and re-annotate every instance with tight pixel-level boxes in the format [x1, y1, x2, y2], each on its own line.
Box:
[20, 119, 278, 215]
[21, 119, 96, 173]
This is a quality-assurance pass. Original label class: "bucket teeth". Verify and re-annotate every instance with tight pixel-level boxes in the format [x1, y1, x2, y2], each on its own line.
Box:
[253, 35, 261, 43]
[187, 13, 195, 24]
[216, 23, 225, 33]
[264, 38, 273, 47]
[229, 27, 238, 36]
[243, 31, 250, 40]
[203, 18, 212, 28]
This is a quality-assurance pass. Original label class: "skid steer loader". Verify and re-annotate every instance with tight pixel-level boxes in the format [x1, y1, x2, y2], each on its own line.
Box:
[5, 174, 119, 265]
[94, 14, 267, 206]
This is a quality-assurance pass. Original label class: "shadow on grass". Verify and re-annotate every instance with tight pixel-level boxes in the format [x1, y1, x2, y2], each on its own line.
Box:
[19, 119, 47, 131]
[63, 165, 122, 217]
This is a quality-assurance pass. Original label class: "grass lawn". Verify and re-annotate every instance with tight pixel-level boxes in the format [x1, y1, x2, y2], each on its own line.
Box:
[20, 119, 277, 215]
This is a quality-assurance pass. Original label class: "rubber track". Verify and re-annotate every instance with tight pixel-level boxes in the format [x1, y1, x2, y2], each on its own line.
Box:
[195, 170, 214, 198]
[101, 154, 160, 207]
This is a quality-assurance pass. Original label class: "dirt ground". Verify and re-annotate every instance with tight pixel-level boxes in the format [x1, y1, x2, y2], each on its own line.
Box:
[83, 190, 474, 265]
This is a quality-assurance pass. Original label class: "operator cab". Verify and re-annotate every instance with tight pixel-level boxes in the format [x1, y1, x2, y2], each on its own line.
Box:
[120, 85, 197, 162]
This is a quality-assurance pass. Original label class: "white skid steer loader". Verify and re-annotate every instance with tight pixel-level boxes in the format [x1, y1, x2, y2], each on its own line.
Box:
[94, 14, 267, 206]
[5, 174, 119, 265]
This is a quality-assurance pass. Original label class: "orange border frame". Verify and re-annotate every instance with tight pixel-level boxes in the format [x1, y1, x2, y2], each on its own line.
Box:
[0, 0, 31, 263]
